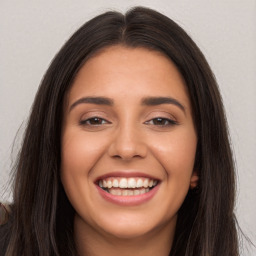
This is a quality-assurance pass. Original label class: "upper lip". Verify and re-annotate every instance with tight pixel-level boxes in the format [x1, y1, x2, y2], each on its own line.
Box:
[95, 171, 160, 183]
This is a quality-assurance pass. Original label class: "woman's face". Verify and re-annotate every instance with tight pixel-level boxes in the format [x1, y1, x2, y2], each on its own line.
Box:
[61, 46, 197, 240]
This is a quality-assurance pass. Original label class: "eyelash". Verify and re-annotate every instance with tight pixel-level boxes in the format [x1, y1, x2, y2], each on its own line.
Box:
[144, 117, 177, 126]
[79, 117, 110, 126]
[79, 117, 177, 127]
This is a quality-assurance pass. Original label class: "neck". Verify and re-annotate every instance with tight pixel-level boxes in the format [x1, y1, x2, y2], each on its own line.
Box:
[74, 214, 176, 256]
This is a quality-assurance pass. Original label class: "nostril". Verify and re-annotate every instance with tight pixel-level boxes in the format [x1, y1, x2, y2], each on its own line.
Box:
[112, 153, 144, 161]
[112, 154, 122, 159]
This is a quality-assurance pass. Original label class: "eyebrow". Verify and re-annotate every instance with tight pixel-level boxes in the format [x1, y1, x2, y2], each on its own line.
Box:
[69, 97, 114, 112]
[141, 97, 185, 113]
[69, 96, 185, 113]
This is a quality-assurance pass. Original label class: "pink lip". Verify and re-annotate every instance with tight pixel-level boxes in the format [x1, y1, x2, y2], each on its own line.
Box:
[95, 184, 160, 206]
[94, 171, 161, 206]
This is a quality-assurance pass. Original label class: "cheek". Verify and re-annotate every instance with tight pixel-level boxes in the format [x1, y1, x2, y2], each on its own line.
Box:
[141, 131, 197, 224]
[150, 127, 197, 178]
[60, 129, 110, 204]
[60, 130, 109, 211]
[61, 130, 107, 175]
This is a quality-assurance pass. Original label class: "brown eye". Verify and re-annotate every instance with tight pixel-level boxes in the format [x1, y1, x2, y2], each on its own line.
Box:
[145, 117, 177, 126]
[80, 117, 109, 126]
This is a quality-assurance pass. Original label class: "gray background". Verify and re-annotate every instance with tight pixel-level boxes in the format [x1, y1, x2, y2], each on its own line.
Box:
[0, 0, 255, 255]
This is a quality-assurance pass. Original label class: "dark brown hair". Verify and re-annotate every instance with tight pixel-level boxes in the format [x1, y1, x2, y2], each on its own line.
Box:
[2, 6, 239, 256]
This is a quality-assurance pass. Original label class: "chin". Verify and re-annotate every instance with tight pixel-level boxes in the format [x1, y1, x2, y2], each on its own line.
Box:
[102, 222, 155, 240]
[94, 211, 174, 240]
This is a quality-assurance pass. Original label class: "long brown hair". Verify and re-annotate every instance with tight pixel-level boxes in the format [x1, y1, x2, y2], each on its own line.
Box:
[3, 6, 239, 256]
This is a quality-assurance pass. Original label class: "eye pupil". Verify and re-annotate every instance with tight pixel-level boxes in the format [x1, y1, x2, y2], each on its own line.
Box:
[154, 118, 166, 125]
[90, 117, 102, 124]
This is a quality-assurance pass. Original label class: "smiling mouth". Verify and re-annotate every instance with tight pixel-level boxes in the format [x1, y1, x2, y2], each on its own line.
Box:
[97, 177, 158, 196]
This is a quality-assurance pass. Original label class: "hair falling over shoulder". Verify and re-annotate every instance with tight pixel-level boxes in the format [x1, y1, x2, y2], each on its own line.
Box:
[1, 6, 240, 256]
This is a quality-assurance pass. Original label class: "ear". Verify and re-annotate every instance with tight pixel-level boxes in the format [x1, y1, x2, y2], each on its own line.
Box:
[190, 171, 199, 189]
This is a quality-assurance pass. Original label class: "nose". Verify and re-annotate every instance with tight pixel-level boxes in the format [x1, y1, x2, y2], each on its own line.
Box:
[108, 125, 147, 161]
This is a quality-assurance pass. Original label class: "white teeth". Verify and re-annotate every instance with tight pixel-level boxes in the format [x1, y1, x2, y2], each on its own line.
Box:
[136, 178, 143, 188]
[111, 189, 117, 195]
[108, 188, 151, 196]
[143, 179, 149, 188]
[99, 177, 158, 190]
[122, 190, 128, 196]
[119, 178, 127, 188]
[113, 179, 118, 187]
[134, 190, 140, 195]
[127, 190, 134, 196]
[128, 178, 136, 188]
[107, 180, 112, 188]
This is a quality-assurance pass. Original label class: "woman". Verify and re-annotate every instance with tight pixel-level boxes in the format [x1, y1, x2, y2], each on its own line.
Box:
[0, 6, 239, 256]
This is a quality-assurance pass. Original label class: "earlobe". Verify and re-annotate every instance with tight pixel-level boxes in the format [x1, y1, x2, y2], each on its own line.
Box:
[190, 172, 199, 189]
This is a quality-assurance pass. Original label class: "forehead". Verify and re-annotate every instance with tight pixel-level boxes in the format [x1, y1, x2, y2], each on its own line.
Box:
[66, 46, 191, 108]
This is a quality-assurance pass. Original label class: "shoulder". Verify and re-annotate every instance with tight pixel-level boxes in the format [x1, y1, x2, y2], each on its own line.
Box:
[0, 203, 12, 254]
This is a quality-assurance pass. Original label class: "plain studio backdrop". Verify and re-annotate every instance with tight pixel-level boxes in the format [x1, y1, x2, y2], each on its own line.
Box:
[0, 0, 255, 255]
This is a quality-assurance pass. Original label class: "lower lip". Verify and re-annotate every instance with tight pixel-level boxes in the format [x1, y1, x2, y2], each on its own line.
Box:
[96, 185, 160, 206]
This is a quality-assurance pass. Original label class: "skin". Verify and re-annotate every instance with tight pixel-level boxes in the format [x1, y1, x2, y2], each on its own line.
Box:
[61, 46, 198, 256]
